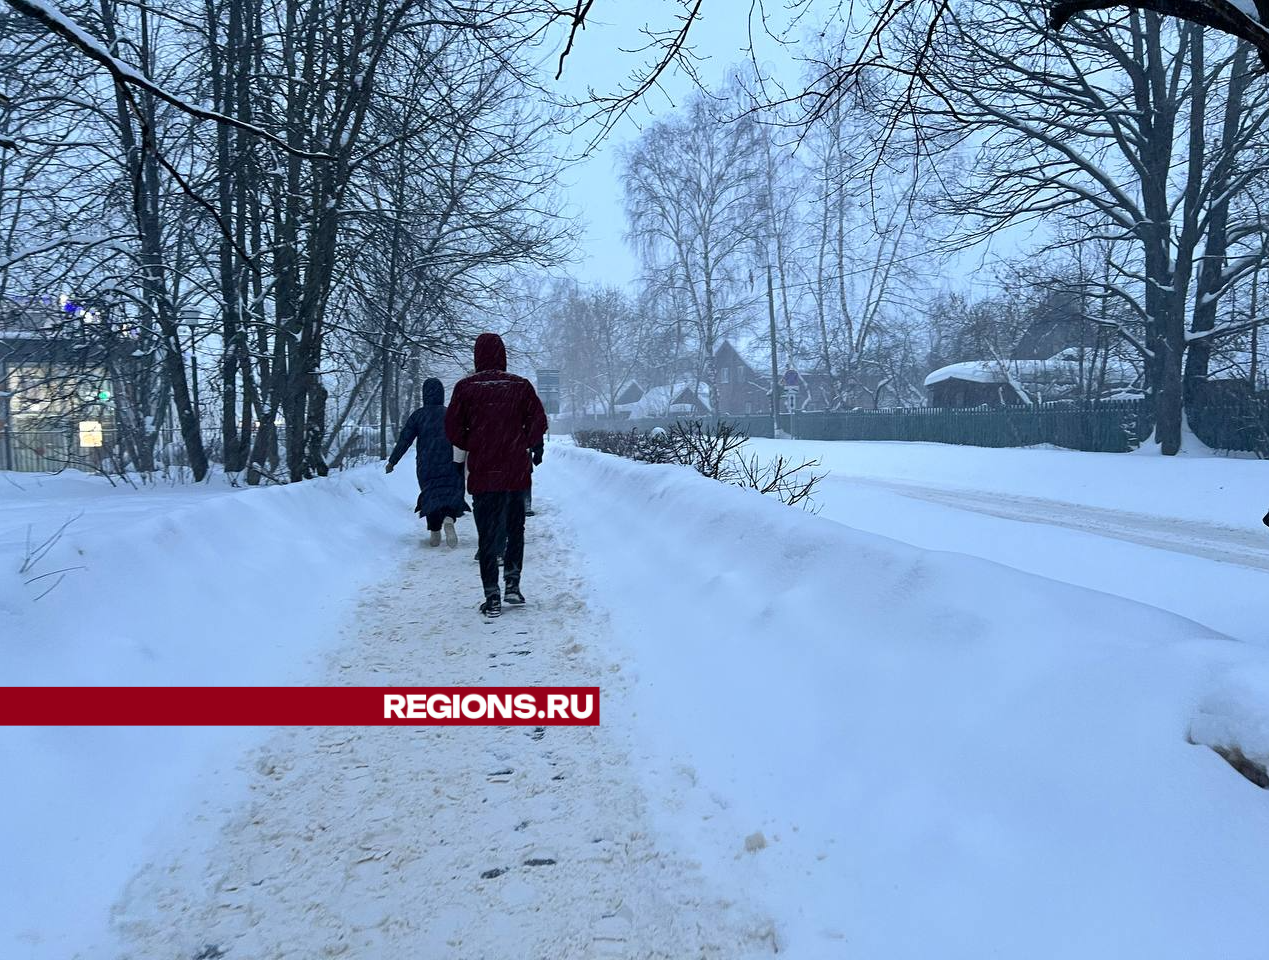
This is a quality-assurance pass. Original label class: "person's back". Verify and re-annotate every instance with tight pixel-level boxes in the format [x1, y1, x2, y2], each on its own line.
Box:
[387, 378, 468, 547]
[408, 382, 452, 486]
[445, 333, 547, 617]
[445, 333, 545, 496]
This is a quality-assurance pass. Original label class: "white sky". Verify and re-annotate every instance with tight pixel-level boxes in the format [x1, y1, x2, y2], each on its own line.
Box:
[542, 3, 777, 289]
[534, 3, 1038, 304]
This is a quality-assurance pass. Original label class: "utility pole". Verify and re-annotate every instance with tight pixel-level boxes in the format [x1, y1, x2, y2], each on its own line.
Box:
[1250, 266, 1260, 390]
[768, 260, 780, 439]
[0, 356, 10, 471]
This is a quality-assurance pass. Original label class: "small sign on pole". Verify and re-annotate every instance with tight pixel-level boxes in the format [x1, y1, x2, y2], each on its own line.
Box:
[79, 420, 103, 448]
[536, 369, 561, 416]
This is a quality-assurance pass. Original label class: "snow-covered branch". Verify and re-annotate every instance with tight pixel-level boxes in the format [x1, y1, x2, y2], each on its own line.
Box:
[4, 0, 331, 159]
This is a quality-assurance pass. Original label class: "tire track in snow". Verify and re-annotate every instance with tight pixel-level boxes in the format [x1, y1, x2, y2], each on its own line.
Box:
[832, 476, 1269, 571]
[111, 499, 773, 959]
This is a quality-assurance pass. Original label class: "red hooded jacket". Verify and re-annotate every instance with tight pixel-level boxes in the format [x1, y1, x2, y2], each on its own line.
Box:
[445, 333, 548, 494]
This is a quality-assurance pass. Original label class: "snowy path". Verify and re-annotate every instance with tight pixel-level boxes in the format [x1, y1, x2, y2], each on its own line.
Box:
[110, 500, 773, 959]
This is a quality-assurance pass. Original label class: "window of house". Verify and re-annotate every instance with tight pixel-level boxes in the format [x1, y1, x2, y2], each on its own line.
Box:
[720, 367, 730, 384]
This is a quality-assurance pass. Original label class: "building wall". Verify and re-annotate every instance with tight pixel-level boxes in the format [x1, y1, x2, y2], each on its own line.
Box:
[714, 342, 771, 416]
[928, 379, 1023, 408]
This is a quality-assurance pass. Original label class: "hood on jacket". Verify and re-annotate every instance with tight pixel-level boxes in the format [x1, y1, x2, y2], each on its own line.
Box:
[421, 377, 445, 406]
[474, 332, 507, 373]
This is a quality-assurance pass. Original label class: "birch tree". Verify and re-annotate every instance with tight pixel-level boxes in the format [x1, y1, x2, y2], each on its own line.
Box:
[621, 91, 764, 410]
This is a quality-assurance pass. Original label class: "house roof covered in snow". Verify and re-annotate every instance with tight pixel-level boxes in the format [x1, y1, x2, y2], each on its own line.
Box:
[925, 352, 1141, 389]
[923, 361, 1002, 388]
[563, 381, 711, 418]
[618, 383, 710, 417]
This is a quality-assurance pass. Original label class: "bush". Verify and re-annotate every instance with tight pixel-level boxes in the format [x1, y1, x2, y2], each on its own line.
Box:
[573, 427, 675, 463]
[574, 419, 824, 510]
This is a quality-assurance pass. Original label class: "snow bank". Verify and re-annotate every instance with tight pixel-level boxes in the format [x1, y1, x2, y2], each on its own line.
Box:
[922, 352, 1139, 390]
[0, 466, 417, 960]
[545, 446, 1269, 959]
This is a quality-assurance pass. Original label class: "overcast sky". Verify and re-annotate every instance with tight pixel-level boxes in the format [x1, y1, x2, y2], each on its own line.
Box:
[543, 3, 778, 289]
[538, 4, 1027, 299]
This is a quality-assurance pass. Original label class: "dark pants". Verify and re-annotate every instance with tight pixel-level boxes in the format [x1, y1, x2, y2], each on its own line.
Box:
[424, 506, 462, 532]
[492, 488, 532, 554]
[473, 491, 525, 598]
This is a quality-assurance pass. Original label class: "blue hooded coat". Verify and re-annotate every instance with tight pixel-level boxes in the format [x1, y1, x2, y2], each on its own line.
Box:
[389, 378, 469, 518]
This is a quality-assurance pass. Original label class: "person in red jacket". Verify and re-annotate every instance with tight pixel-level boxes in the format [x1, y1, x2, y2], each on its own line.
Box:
[445, 332, 548, 618]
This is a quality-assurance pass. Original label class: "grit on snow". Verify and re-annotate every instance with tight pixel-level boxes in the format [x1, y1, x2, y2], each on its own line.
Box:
[112, 517, 774, 959]
[2, 439, 1269, 959]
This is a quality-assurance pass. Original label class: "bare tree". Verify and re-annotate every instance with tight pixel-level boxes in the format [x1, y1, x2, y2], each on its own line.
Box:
[622, 90, 764, 410]
[888, 3, 1269, 452]
[1, 0, 573, 482]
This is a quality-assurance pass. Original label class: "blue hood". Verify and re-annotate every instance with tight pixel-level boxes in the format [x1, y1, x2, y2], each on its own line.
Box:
[421, 378, 445, 406]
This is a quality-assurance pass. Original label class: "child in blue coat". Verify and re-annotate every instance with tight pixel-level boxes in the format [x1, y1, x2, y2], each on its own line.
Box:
[386, 378, 469, 546]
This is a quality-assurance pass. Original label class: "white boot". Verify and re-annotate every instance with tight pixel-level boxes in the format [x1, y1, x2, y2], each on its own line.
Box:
[443, 516, 458, 547]
[429, 529, 442, 547]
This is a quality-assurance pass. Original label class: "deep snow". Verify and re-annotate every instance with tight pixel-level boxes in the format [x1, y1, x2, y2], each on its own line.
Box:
[742, 437, 1265, 529]
[744, 438, 1269, 645]
[548, 444, 1269, 958]
[3, 440, 1268, 958]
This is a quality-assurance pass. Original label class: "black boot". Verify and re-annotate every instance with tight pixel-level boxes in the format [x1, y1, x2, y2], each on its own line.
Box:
[480, 594, 502, 618]
[503, 582, 525, 606]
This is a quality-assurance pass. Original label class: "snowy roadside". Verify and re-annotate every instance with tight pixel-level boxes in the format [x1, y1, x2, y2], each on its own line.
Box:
[743, 438, 1269, 646]
[743, 437, 1267, 530]
[547, 444, 1269, 959]
[0, 466, 418, 960]
[8, 444, 1269, 959]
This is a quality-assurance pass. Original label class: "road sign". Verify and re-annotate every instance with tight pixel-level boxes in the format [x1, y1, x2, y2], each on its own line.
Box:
[536, 369, 561, 416]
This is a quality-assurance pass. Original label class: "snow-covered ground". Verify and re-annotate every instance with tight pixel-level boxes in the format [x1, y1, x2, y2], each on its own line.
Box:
[549, 443, 1269, 958]
[111, 509, 774, 959]
[4, 440, 1268, 958]
[1, 467, 415, 959]
[743, 438, 1269, 645]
